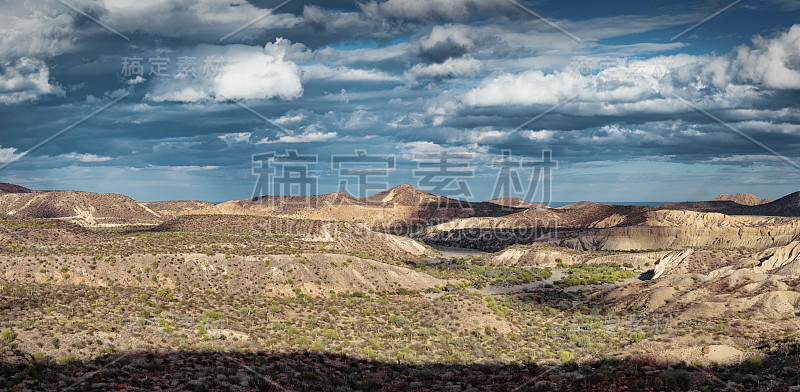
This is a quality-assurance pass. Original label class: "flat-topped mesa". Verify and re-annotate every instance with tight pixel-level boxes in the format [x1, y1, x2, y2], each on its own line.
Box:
[487, 198, 548, 209]
[556, 201, 610, 210]
[712, 193, 772, 206]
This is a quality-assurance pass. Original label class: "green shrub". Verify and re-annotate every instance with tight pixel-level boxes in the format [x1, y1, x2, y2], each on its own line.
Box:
[556, 263, 634, 287]
[558, 350, 574, 364]
[1, 328, 15, 344]
[156, 288, 172, 298]
[658, 368, 692, 390]
[202, 311, 222, 321]
[388, 315, 410, 327]
[747, 356, 763, 372]
[57, 354, 76, 365]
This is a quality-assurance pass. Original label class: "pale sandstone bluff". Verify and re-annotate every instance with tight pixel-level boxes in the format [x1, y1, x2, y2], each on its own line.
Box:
[605, 241, 800, 322]
[489, 246, 577, 267]
[489, 245, 669, 268]
[652, 249, 694, 279]
[752, 241, 800, 276]
[306, 221, 432, 257]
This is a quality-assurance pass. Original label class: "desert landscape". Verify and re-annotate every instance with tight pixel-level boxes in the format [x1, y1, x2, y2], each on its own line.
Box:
[1, 183, 800, 391]
[3, 1, 800, 391]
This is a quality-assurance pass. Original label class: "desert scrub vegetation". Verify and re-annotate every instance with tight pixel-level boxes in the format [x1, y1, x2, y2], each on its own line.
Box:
[1, 328, 15, 344]
[417, 262, 551, 290]
[556, 263, 634, 287]
[0, 278, 692, 368]
[0, 275, 797, 392]
[0, 216, 427, 267]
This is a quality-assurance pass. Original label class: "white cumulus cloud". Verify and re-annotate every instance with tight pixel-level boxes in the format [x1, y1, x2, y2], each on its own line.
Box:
[729, 24, 800, 89]
[0, 58, 63, 104]
[0, 146, 23, 163]
[147, 39, 303, 103]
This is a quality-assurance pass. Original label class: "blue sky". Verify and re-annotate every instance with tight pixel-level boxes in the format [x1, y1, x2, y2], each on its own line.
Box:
[1, 0, 799, 203]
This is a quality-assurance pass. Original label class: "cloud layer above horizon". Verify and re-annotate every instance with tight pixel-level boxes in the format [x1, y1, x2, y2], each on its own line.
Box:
[1, 0, 799, 202]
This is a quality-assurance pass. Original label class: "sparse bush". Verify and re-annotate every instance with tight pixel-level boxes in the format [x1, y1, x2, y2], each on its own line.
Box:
[558, 350, 574, 364]
[632, 332, 647, 342]
[202, 311, 222, 321]
[747, 356, 763, 372]
[658, 368, 692, 391]
[57, 354, 76, 365]
[388, 315, 410, 327]
[1, 328, 15, 344]
[556, 263, 633, 287]
[156, 288, 172, 298]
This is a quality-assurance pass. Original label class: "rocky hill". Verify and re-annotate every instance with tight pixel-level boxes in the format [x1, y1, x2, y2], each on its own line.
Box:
[190, 184, 523, 228]
[660, 191, 799, 217]
[141, 200, 214, 217]
[0, 191, 162, 226]
[712, 193, 772, 205]
[365, 183, 446, 205]
[0, 183, 32, 193]
[4, 183, 799, 255]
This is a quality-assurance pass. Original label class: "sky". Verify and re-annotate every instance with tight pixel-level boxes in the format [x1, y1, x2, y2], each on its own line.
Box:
[1, 0, 799, 203]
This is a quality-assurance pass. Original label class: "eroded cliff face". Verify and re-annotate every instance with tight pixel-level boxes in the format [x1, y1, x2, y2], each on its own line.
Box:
[413, 208, 800, 252]
[752, 241, 800, 276]
[603, 241, 800, 331]
[547, 211, 800, 251]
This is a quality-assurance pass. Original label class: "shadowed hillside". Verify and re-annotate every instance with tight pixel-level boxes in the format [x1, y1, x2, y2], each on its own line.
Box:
[1, 348, 797, 391]
[0, 183, 31, 194]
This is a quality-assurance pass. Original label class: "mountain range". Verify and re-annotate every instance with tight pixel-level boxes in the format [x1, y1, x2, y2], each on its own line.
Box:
[1, 183, 796, 228]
